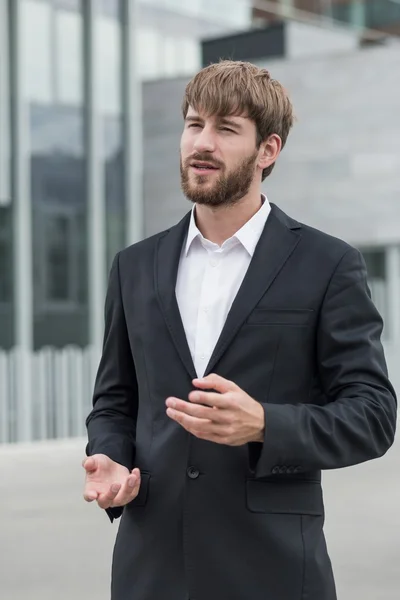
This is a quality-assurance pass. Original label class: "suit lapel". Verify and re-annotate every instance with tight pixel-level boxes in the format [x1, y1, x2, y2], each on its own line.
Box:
[155, 211, 197, 380]
[204, 204, 302, 376]
[155, 204, 302, 380]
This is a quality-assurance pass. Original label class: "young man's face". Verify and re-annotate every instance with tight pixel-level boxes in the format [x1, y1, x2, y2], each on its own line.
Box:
[180, 106, 262, 207]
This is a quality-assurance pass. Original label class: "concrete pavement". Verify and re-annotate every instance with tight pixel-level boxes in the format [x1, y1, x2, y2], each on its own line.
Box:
[1, 431, 399, 600]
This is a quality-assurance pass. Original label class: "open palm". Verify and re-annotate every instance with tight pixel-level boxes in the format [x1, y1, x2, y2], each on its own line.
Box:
[83, 454, 141, 510]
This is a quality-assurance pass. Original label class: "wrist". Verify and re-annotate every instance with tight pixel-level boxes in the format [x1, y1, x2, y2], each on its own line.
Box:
[253, 403, 265, 443]
[254, 427, 264, 443]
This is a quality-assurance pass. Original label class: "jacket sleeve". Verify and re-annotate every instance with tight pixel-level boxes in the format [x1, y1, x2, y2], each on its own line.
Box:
[85, 252, 138, 521]
[250, 247, 397, 478]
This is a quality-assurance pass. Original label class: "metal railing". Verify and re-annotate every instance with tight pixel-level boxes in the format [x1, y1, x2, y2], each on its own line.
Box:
[0, 345, 99, 444]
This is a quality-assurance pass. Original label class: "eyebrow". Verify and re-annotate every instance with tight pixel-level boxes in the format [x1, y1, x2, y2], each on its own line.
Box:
[185, 115, 243, 130]
[217, 117, 243, 130]
[185, 116, 203, 124]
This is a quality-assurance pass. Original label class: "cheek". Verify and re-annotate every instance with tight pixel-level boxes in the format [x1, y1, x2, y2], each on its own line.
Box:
[180, 132, 193, 154]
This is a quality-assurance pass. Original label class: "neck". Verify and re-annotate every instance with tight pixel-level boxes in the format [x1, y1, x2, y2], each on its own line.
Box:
[194, 190, 263, 246]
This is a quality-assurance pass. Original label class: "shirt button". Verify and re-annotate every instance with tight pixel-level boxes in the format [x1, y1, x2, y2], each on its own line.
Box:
[200, 354, 206, 360]
[187, 466, 200, 479]
[210, 259, 218, 267]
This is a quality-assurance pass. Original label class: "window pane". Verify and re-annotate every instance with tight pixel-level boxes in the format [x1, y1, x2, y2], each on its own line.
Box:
[137, 28, 162, 79]
[0, 208, 13, 303]
[23, 0, 88, 349]
[365, 0, 400, 28]
[55, 8, 84, 105]
[45, 215, 70, 301]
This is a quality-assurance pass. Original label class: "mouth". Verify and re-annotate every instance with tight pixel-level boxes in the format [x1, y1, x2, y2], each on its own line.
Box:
[190, 162, 220, 174]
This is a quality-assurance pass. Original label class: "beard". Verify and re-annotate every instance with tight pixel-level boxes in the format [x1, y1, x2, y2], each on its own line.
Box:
[180, 150, 258, 208]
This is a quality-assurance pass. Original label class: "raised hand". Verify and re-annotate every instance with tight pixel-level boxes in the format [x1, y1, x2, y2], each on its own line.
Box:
[165, 373, 265, 446]
[83, 454, 141, 510]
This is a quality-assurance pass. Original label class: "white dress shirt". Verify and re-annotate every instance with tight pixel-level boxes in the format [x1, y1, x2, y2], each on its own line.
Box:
[175, 195, 271, 378]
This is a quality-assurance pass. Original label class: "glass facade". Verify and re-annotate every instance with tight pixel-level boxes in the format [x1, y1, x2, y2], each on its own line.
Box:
[0, 0, 252, 353]
[22, 0, 89, 349]
[0, 0, 14, 349]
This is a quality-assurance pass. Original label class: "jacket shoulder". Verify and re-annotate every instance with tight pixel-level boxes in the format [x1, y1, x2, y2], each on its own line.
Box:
[114, 227, 171, 270]
[272, 203, 360, 266]
[300, 222, 356, 257]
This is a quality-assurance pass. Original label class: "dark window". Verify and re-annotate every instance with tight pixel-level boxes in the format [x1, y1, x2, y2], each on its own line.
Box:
[24, 0, 88, 349]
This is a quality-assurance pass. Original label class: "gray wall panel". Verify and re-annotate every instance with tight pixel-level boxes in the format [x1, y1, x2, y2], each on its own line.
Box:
[142, 45, 400, 247]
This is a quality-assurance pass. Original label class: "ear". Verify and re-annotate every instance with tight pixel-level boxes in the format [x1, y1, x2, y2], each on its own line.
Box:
[258, 134, 282, 171]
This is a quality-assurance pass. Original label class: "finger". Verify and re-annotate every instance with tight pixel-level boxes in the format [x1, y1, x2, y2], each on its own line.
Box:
[188, 390, 229, 409]
[166, 407, 212, 431]
[97, 483, 122, 510]
[113, 473, 141, 506]
[192, 373, 238, 394]
[166, 396, 219, 418]
[168, 396, 232, 424]
[83, 488, 99, 502]
[82, 456, 96, 472]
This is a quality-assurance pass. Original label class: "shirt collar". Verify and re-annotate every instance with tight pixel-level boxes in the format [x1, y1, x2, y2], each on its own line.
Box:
[184, 194, 271, 257]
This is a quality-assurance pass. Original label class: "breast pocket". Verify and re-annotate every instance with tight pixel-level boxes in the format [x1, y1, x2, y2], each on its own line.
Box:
[246, 308, 314, 327]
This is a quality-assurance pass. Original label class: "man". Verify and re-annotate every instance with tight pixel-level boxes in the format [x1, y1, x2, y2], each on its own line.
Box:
[83, 61, 397, 600]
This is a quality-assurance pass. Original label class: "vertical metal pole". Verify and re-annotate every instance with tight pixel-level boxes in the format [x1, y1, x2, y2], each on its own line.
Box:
[281, 0, 294, 18]
[123, 0, 144, 245]
[10, 0, 34, 440]
[386, 245, 400, 344]
[0, 0, 11, 207]
[85, 0, 106, 352]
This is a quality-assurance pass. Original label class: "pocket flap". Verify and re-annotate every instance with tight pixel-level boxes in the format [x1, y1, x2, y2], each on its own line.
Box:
[130, 471, 150, 507]
[246, 479, 323, 516]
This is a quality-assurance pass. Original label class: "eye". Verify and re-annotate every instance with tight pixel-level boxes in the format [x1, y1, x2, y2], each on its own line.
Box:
[188, 123, 201, 129]
[220, 127, 235, 133]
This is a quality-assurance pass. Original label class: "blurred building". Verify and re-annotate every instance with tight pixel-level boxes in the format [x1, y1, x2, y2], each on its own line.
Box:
[0, 0, 251, 350]
[0, 0, 252, 443]
[253, 0, 400, 36]
[1, 0, 399, 443]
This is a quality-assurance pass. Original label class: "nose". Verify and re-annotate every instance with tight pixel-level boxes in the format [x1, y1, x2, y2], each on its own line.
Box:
[193, 125, 216, 154]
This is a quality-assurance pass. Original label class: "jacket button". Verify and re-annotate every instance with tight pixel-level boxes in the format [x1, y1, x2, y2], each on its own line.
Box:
[294, 466, 302, 473]
[187, 466, 200, 479]
[271, 466, 280, 474]
[286, 465, 295, 474]
[279, 466, 287, 474]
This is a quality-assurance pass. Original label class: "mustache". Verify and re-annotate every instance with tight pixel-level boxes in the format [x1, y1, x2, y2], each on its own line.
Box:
[184, 154, 224, 169]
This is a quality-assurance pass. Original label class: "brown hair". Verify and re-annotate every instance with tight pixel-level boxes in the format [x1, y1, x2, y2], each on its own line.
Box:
[182, 60, 295, 180]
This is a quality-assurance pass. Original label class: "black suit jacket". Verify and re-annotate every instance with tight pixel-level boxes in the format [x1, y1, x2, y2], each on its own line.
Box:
[86, 203, 397, 600]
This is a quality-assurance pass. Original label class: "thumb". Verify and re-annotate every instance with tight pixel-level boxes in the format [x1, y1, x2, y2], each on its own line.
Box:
[82, 456, 96, 473]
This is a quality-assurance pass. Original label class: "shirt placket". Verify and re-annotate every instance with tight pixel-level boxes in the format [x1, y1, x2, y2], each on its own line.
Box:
[194, 248, 222, 377]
